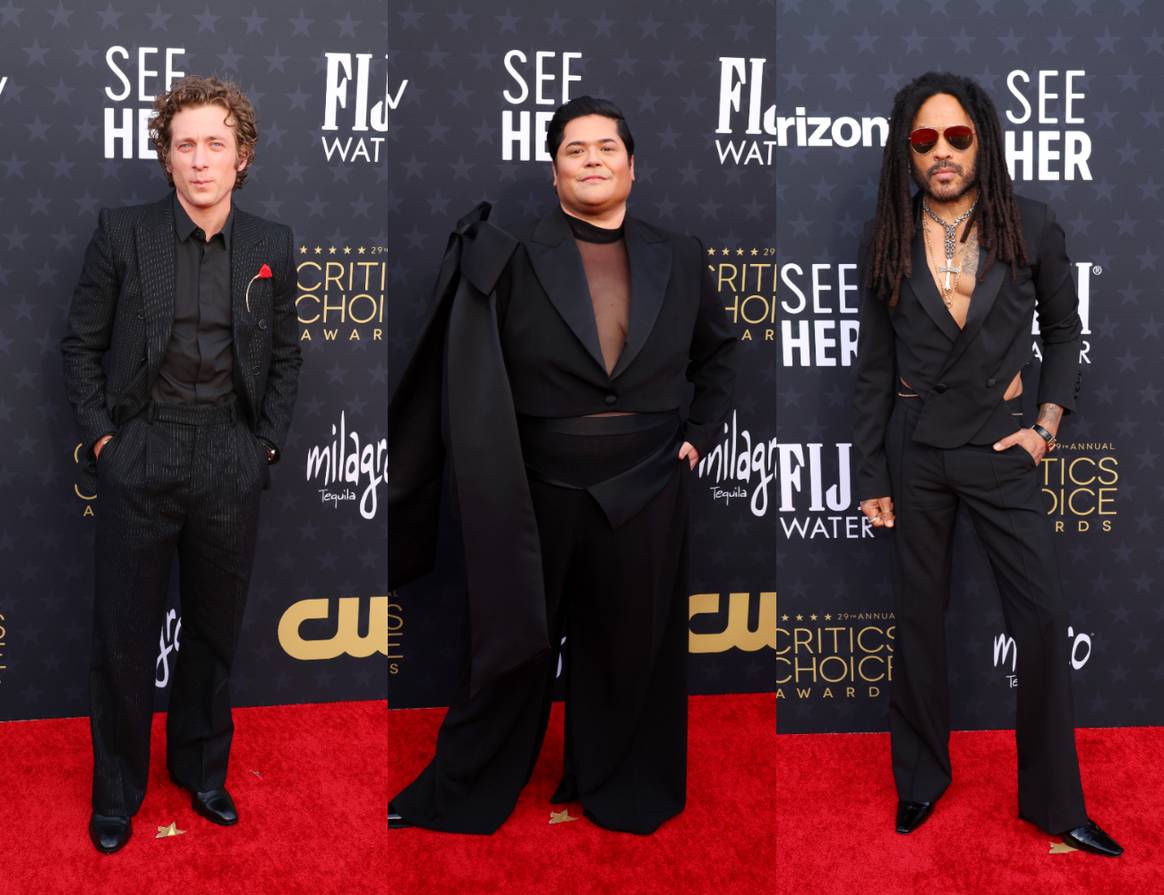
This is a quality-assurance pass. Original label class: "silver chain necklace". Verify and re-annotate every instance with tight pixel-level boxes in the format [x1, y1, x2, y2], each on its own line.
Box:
[921, 199, 977, 291]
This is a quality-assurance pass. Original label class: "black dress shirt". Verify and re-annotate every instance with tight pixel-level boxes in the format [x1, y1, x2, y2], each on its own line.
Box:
[152, 196, 235, 403]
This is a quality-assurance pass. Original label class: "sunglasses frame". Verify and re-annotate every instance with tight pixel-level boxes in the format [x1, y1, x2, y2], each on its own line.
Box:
[908, 125, 975, 154]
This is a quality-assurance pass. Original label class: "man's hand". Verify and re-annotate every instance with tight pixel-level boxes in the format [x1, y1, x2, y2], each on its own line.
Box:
[678, 441, 700, 471]
[93, 434, 114, 460]
[993, 428, 1046, 466]
[859, 496, 895, 528]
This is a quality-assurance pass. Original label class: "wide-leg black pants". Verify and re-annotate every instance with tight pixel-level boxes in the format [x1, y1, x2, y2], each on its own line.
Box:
[885, 394, 1087, 834]
[89, 399, 265, 816]
[392, 416, 689, 834]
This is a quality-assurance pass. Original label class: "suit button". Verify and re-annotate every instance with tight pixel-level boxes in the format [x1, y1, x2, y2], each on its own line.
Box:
[136, 311, 144, 320]
[253, 364, 262, 375]
[934, 383, 948, 394]
[258, 319, 268, 330]
[604, 393, 617, 405]
[985, 378, 997, 387]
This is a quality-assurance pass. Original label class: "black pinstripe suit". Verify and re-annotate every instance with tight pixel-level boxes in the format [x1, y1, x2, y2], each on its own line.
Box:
[61, 193, 301, 816]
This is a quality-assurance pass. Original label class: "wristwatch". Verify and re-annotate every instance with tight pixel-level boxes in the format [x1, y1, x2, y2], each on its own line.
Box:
[1030, 424, 1057, 452]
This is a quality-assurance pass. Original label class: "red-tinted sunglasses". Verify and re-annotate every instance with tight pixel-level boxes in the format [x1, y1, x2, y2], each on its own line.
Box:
[908, 125, 974, 153]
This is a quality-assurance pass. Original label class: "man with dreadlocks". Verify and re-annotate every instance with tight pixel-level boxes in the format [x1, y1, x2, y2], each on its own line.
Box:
[852, 72, 1121, 857]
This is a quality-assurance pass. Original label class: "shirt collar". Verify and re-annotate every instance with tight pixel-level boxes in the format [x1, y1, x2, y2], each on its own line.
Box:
[173, 192, 233, 249]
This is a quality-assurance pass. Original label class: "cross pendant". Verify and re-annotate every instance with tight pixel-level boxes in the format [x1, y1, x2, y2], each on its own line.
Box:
[938, 258, 960, 291]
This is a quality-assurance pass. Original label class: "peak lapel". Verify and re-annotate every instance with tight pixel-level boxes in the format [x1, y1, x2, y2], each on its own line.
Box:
[230, 210, 268, 413]
[906, 226, 961, 344]
[940, 245, 1006, 375]
[231, 210, 267, 334]
[136, 198, 177, 372]
[609, 217, 671, 379]
[526, 209, 608, 375]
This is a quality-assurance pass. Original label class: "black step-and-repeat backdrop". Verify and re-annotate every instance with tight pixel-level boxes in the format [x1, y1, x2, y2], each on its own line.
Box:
[0, 3, 387, 721]
[387, 0, 777, 708]
[776, 2, 1164, 733]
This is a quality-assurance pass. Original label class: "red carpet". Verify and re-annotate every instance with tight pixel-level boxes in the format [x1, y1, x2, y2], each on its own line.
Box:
[388, 693, 777, 894]
[0, 701, 386, 895]
[775, 727, 1164, 894]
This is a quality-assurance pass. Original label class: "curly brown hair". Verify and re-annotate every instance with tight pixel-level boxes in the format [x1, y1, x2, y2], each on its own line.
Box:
[150, 75, 258, 190]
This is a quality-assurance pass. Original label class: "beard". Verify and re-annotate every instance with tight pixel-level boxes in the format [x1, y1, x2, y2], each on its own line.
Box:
[911, 158, 978, 205]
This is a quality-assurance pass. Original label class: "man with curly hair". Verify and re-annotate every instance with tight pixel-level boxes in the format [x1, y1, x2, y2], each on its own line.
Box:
[61, 75, 301, 854]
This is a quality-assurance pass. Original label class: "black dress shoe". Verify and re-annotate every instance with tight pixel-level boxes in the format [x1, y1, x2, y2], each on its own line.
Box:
[1061, 819, 1123, 857]
[190, 788, 239, 826]
[388, 801, 411, 830]
[895, 800, 935, 834]
[89, 813, 132, 853]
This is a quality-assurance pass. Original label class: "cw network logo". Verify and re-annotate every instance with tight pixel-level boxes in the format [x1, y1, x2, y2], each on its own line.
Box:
[688, 592, 775, 653]
[278, 596, 386, 661]
[992, 625, 1092, 688]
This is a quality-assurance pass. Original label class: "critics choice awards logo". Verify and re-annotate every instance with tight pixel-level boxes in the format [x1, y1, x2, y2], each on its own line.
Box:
[1040, 441, 1119, 534]
[296, 247, 385, 344]
[388, 594, 403, 676]
[776, 602, 895, 701]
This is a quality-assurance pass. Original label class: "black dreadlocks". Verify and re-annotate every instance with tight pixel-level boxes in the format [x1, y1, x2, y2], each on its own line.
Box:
[867, 71, 1027, 306]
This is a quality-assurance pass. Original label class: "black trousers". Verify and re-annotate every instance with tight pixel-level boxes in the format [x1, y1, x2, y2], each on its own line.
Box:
[89, 399, 265, 816]
[885, 394, 1087, 834]
[392, 417, 689, 834]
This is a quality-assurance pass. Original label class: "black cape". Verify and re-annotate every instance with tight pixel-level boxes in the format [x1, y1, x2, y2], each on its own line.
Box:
[388, 203, 548, 698]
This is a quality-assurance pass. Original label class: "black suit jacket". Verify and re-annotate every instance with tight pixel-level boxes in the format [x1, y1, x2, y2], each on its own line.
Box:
[497, 207, 735, 457]
[388, 203, 735, 697]
[61, 193, 302, 479]
[853, 194, 1082, 500]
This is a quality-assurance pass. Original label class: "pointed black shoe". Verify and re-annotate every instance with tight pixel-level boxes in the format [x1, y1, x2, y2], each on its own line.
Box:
[89, 813, 132, 854]
[895, 800, 934, 834]
[388, 801, 411, 830]
[1061, 819, 1123, 857]
[190, 788, 239, 826]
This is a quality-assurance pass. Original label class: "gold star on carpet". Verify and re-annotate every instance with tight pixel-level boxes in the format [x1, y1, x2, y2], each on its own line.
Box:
[1049, 840, 1078, 854]
[549, 809, 580, 825]
[155, 822, 186, 839]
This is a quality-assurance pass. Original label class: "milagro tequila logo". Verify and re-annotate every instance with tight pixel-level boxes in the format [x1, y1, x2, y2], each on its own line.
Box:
[155, 609, 181, 689]
[305, 412, 387, 519]
[696, 411, 777, 516]
[993, 625, 1092, 688]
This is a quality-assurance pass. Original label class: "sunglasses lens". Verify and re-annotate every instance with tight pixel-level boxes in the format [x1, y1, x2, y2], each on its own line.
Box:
[946, 126, 973, 150]
[909, 129, 938, 153]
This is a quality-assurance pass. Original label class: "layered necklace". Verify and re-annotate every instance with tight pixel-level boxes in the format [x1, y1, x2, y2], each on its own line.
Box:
[921, 198, 977, 304]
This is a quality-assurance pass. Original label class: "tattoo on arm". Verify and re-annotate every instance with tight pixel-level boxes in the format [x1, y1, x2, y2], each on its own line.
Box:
[1037, 403, 1064, 435]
